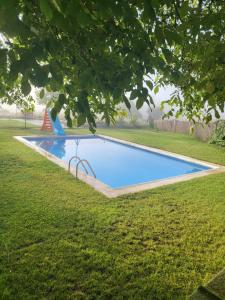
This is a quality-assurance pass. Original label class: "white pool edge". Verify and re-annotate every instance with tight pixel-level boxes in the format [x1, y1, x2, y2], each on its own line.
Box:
[14, 135, 225, 198]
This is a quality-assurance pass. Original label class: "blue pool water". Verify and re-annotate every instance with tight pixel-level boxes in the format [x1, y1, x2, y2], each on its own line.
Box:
[25, 136, 210, 189]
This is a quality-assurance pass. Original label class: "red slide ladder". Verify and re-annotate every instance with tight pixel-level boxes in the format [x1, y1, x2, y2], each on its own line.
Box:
[41, 110, 53, 131]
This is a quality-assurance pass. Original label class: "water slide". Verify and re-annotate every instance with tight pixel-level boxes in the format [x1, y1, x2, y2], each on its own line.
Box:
[48, 110, 65, 136]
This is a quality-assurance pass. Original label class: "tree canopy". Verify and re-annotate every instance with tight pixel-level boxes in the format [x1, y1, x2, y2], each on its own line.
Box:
[0, 0, 224, 130]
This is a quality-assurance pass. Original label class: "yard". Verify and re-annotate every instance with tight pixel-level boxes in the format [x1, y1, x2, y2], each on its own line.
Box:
[0, 120, 225, 299]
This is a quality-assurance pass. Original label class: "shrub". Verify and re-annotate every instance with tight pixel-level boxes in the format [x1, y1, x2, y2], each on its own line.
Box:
[210, 120, 225, 147]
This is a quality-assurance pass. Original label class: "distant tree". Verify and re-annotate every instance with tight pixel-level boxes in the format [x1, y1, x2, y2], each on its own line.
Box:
[210, 120, 225, 147]
[0, 1, 224, 131]
[147, 106, 163, 127]
[128, 101, 143, 127]
[114, 109, 129, 125]
[17, 96, 35, 128]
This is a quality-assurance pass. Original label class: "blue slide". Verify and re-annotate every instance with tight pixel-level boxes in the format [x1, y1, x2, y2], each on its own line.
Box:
[48, 110, 65, 136]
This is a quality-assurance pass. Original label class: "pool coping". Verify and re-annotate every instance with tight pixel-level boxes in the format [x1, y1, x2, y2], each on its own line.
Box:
[14, 134, 225, 198]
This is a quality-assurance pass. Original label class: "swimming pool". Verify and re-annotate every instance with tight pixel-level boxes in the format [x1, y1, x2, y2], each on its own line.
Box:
[16, 135, 222, 197]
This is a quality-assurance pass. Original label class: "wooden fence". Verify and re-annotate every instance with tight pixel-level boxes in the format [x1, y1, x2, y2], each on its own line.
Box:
[154, 120, 215, 141]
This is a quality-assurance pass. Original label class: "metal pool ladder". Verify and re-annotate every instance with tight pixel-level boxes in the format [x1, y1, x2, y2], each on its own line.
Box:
[68, 156, 96, 179]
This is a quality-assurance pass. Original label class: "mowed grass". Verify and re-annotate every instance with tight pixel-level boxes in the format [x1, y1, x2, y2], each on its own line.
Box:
[0, 120, 225, 300]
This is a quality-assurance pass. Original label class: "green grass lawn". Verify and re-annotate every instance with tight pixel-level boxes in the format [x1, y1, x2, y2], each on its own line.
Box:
[1, 120, 225, 300]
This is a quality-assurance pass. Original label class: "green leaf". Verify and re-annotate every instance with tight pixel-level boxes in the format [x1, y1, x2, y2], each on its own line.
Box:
[130, 90, 138, 100]
[142, 87, 148, 97]
[0, 49, 7, 75]
[0, 49, 7, 64]
[165, 30, 182, 45]
[162, 48, 173, 63]
[154, 85, 159, 94]
[40, 0, 53, 21]
[155, 26, 165, 44]
[65, 108, 72, 127]
[51, 0, 63, 14]
[180, 2, 190, 18]
[123, 95, 131, 110]
[67, 117, 73, 128]
[53, 94, 65, 113]
[205, 82, 215, 94]
[21, 80, 31, 96]
[39, 88, 45, 99]
[143, 0, 156, 20]
[146, 80, 153, 90]
[205, 114, 212, 123]
[77, 11, 93, 26]
[151, 0, 160, 8]
[58, 93, 66, 105]
[30, 66, 48, 87]
[9, 61, 20, 81]
[77, 114, 86, 126]
[160, 101, 166, 110]
[50, 107, 57, 121]
[148, 95, 155, 106]
[215, 109, 220, 119]
[136, 97, 144, 109]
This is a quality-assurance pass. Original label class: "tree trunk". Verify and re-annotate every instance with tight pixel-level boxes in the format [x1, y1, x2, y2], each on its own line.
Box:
[24, 112, 27, 129]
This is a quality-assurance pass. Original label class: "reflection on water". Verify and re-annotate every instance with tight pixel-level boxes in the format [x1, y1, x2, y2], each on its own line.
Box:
[39, 138, 81, 159]
[39, 139, 66, 158]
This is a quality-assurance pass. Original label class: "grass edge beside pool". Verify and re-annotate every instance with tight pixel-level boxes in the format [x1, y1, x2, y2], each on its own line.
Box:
[0, 119, 225, 300]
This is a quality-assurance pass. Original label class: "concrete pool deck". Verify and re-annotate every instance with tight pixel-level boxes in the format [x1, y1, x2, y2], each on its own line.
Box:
[14, 134, 225, 198]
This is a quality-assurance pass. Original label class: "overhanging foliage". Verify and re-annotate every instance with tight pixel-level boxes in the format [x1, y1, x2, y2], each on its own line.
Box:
[0, 0, 224, 130]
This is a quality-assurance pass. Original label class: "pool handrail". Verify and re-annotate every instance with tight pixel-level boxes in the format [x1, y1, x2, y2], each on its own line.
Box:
[76, 159, 96, 179]
[68, 155, 88, 174]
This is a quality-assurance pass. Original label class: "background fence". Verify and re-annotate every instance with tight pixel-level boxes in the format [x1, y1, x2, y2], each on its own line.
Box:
[154, 120, 215, 141]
